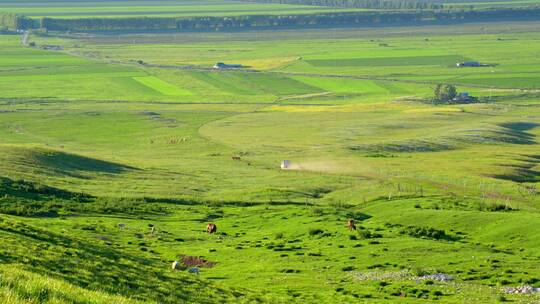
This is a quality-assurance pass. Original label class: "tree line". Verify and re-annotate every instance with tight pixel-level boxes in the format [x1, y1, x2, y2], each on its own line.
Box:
[234, 0, 443, 10]
[41, 16, 178, 31]
[0, 13, 33, 30]
[36, 7, 540, 32]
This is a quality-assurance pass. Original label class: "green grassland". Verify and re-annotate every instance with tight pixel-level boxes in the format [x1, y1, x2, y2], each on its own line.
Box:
[0, 0, 364, 19]
[0, 19, 540, 303]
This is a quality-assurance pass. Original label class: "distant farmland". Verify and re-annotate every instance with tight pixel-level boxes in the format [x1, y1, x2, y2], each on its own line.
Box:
[0, 0, 361, 18]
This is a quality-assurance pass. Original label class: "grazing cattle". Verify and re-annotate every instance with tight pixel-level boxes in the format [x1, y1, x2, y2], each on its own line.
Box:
[232, 156, 241, 161]
[188, 267, 200, 275]
[206, 223, 217, 234]
[347, 219, 356, 231]
[172, 261, 180, 270]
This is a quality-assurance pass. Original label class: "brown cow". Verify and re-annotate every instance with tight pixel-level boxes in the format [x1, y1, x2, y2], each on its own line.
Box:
[206, 223, 217, 234]
[347, 219, 356, 231]
[232, 156, 241, 161]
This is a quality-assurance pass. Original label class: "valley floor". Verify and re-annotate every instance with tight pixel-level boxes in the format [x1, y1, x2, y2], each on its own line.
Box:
[0, 21, 539, 303]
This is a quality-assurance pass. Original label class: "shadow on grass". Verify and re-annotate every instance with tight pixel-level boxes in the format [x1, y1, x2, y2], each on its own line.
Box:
[34, 150, 139, 178]
[494, 121, 539, 145]
[0, 176, 92, 202]
[492, 153, 540, 183]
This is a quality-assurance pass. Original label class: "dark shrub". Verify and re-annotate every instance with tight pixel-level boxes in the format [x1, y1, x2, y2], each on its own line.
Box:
[358, 230, 382, 239]
[399, 226, 455, 241]
[342, 266, 355, 271]
[309, 228, 324, 236]
[280, 269, 300, 273]
[312, 208, 324, 216]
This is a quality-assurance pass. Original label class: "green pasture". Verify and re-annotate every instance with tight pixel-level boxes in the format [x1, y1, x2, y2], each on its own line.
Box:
[0, 0, 362, 19]
[0, 20, 540, 303]
[0, 98, 537, 205]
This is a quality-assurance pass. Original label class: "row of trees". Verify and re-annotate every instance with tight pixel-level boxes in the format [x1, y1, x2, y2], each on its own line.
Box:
[40, 17, 178, 31]
[38, 7, 540, 32]
[236, 0, 443, 10]
[0, 13, 33, 30]
[42, 12, 435, 31]
[432, 84, 457, 103]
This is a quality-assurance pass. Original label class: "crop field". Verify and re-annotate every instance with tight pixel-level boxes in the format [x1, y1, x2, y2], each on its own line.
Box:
[1, 6, 540, 304]
[132, 76, 193, 96]
[0, 0, 362, 19]
[44, 24, 540, 94]
[2, 0, 539, 20]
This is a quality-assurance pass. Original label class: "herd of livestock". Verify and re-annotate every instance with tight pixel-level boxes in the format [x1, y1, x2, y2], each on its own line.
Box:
[117, 219, 358, 275]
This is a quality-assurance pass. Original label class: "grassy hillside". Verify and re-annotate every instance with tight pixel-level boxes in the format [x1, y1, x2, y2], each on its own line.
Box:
[0, 177, 271, 303]
[1, 176, 539, 303]
[0, 265, 143, 304]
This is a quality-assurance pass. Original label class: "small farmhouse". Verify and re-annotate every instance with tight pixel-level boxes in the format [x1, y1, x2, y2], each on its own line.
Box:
[40, 45, 63, 51]
[213, 62, 243, 69]
[452, 92, 476, 103]
[456, 61, 481, 67]
[453, 92, 470, 101]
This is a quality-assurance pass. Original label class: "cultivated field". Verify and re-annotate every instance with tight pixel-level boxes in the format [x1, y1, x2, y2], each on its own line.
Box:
[0, 3, 539, 303]
[0, 0, 364, 19]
